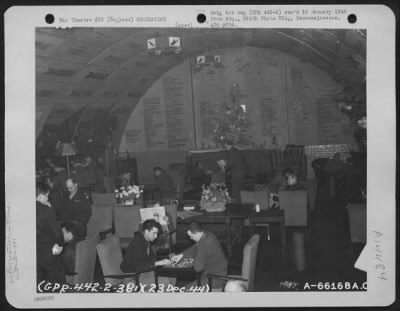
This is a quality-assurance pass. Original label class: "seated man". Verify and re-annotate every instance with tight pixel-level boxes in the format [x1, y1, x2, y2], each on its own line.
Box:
[153, 167, 175, 203]
[115, 172, 132, 190]
[269, 168, 293, 193]
[120, 219, 172, 287]
[171, 222, 228, 289]
[284, 172, 305, 191]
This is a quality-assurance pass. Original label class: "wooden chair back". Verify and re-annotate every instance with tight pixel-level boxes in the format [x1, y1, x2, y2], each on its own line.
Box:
[241, 234, 260, 292]
[66, 233, 99, 285]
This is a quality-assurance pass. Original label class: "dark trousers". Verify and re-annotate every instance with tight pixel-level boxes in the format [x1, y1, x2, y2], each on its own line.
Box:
[231, 175, 244, 202]
[37, 248, 65, 285]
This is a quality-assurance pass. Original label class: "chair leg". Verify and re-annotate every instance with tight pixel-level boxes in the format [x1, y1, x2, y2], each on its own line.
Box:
[267, 224, 270, 240]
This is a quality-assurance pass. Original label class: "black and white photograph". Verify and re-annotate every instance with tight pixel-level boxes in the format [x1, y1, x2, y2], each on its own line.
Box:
[5, 5, 396, 308]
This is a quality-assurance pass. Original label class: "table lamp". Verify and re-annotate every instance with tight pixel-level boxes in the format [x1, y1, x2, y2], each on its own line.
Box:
[59, 143, 77, 176]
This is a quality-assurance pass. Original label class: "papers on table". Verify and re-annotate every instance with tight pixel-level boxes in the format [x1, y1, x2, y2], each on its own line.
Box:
[354, 244, 367, 272]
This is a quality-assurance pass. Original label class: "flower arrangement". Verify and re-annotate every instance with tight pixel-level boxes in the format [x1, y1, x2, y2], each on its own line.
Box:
[200, 183, 231, 212]
[115, 185, 143, 205]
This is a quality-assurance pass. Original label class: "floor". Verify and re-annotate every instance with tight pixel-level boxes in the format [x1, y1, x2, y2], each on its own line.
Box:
[234, 181, 367, 291]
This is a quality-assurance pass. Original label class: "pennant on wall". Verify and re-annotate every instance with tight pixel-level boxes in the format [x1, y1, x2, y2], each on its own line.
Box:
[195, 54, 222, 67]
[147, 38, 156, 49]
[169, 37, 181, 47]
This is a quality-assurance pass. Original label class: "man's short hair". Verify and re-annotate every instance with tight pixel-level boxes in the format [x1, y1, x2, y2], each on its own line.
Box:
[153, 166, 163, 172]
[282, 168, 294, 177]
[224, 280, 248, 292]
[142, 219, 162, 233]
[36, 182, 49, 197]
[66, 176, 78, 184]
[61, 222, 78, 239]
[187, 222, 203, 234]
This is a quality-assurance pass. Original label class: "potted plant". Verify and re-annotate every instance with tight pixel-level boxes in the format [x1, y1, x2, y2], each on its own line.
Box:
[199, 183, 231, 212]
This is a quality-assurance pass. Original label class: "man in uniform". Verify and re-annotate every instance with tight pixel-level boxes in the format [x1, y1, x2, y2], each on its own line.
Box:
[59, 177, 92, 240]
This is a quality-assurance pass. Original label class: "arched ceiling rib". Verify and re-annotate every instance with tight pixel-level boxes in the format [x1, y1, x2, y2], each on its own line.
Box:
[36, 27, 366, 141]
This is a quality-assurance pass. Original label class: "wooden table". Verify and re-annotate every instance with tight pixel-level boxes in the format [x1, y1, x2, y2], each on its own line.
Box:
[178, 203, 252, 258]
[248, 209, 286, 257]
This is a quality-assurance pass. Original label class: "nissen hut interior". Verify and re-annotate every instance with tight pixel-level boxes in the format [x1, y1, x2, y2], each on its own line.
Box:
[35, 28, 367, 293]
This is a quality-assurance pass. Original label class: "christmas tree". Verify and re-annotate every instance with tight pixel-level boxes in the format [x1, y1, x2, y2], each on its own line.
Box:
[213, 83, 252, 147]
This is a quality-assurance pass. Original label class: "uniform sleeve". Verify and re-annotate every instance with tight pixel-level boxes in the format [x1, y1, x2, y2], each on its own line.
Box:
[48, 207, 63, 245]
[78, 196, 92, 224]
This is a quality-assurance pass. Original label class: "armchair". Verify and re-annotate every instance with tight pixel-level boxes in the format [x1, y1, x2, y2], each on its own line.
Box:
[207, 234, 260, 292]
[65, 233, 99, 285]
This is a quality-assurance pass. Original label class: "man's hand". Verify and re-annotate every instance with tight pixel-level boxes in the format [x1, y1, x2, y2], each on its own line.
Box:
[52, 243, 63, 255]
[170, 253, 184, 264]
[155, 258, 171, 267]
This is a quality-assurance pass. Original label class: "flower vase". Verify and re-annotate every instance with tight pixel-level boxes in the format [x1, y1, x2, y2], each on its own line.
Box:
[124, 199, 134, 205]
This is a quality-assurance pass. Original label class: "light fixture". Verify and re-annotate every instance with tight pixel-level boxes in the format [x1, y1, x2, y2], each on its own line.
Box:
[58, 143, 77, 176]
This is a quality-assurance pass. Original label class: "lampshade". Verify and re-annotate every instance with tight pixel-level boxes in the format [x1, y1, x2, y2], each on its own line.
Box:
[59, 143, 77, 156]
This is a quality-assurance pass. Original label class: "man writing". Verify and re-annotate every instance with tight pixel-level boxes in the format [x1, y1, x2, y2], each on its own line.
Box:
[171, 222, 228, 289]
